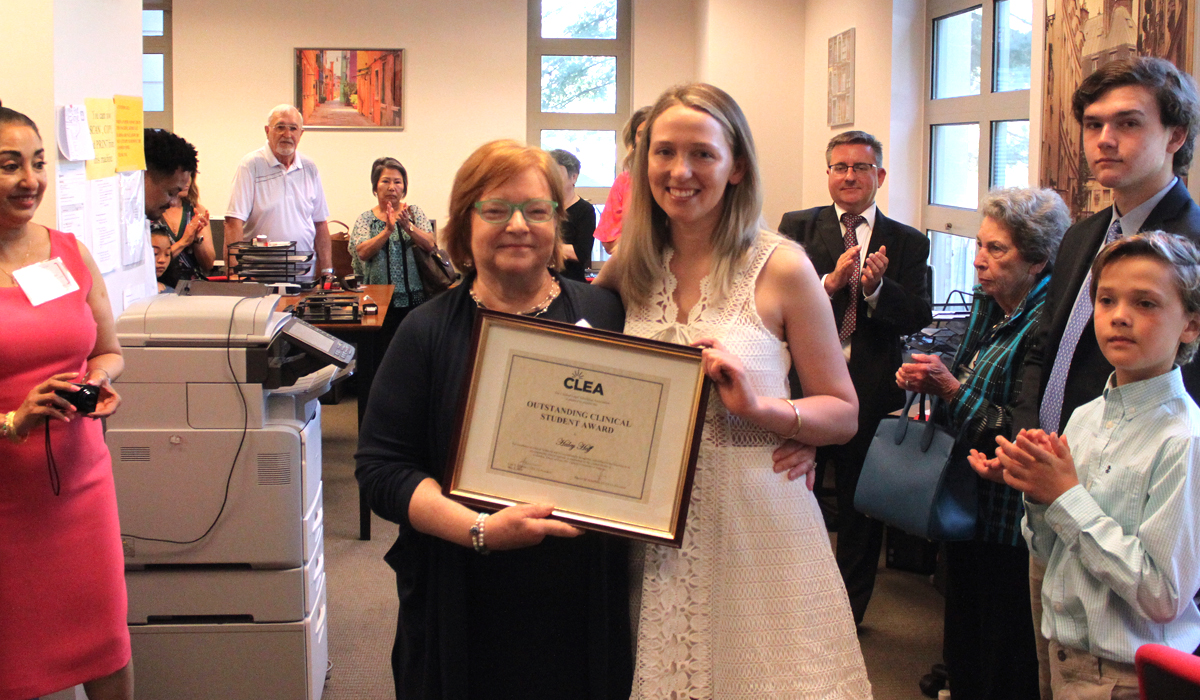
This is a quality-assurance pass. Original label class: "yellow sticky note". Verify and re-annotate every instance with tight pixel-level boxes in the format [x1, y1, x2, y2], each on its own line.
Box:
[114, 96, 146, 172]
[84, 97, 117, 180]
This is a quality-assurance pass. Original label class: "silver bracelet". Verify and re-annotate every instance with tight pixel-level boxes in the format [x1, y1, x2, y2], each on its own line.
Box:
[469, 512, 490, 555]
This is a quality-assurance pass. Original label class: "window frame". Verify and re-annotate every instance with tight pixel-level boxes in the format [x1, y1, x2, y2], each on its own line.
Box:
[922, 0, 1031, 302]
[527, 0, 631, 262]
[143, 0, 173, 130]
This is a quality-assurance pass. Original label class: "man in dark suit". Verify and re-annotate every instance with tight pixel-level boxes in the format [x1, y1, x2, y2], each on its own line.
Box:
[1006, 56, 1200, 700]
[779, 130, 932, 625]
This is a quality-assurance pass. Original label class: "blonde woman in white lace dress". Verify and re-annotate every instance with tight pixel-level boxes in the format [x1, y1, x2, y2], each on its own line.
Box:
[597, 84, 872, 699]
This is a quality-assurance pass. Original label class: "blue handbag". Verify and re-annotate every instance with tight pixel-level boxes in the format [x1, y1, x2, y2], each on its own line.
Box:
[853, 391, 977, 541]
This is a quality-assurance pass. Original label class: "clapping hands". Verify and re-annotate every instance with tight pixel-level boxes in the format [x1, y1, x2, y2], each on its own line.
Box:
[968, 429, 1080, 505]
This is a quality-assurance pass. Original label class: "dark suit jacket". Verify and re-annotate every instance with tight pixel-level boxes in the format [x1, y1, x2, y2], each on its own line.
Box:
[779, 206, 933, 418]
[1011, 179, 1200, 433]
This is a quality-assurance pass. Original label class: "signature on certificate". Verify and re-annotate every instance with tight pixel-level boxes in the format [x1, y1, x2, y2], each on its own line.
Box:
[556, 438, 595, 454]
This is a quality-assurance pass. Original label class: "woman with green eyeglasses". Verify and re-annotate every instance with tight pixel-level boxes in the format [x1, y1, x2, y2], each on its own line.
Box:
[356, 139, 632, 700]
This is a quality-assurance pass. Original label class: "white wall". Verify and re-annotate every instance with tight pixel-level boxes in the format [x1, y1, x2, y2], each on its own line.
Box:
[174, 0, 529, 230]
[696, 0, 807, 228]
[171, 0, 953, 236]
[800, 0, 906, 218]
[175, 0, 706, 231]
[4, 0, 154, 318]
[888, 0, 926, 227]
[632, 0, 698, 108]
[6, 3, 57, 227]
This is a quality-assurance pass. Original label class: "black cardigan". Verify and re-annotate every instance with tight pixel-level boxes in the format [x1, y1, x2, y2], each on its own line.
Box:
[355, 276, 631, 700]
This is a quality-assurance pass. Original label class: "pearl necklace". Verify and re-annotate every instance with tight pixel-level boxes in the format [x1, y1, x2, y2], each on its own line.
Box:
[470, 278, 561, 317]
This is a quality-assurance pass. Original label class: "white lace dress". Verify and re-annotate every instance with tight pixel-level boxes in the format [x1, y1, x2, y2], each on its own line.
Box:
[625, 233, 872, 699]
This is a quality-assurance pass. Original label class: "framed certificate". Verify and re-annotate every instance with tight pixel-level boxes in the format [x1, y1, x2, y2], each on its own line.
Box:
[445, 309, 710, 547]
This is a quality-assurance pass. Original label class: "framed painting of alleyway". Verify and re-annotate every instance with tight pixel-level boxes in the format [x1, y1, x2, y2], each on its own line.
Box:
[295, 48, 404, 130]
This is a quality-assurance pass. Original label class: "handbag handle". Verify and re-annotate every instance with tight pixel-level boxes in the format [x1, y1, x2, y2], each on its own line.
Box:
[892, 391, 920, 444]
[920, 396, 942, 452]
[893, 391, 944, 454]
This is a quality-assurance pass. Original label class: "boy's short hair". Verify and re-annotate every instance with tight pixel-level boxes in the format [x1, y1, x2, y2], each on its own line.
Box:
[1071, 56, 1200, 176]
[1090, 231, 1200, 364]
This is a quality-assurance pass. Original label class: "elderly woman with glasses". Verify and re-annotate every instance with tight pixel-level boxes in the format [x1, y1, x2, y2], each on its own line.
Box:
[356, 140, 632, 700]
[897, 187, 1070, 700]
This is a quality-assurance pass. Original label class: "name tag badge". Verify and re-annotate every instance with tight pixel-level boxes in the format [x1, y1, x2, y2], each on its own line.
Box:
[12, 257, 81, 306]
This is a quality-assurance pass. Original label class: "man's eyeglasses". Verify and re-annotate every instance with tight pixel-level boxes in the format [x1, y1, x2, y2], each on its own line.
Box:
[828, 163, 877, 176]
[474, 199, 559, 224]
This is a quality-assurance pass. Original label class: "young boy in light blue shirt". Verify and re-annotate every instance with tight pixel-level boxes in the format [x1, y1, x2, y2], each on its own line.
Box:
[974, 232, 1200, 699]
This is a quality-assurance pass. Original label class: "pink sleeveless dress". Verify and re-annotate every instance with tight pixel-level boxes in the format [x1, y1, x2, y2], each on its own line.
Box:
[0, 229, 130, 700]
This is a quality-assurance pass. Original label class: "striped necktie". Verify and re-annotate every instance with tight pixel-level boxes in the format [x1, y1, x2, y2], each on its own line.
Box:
[1039, 217, 1124, 432]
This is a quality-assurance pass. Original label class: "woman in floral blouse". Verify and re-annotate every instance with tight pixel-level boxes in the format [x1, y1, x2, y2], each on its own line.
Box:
[350, 156, 438, 346]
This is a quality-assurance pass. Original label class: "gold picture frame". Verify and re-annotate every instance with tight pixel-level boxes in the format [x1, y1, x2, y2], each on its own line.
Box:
[444, 309, 709, 547]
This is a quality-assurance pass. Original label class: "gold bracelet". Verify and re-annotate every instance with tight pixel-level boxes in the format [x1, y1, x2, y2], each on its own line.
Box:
[3, 410, 27, 444]
[781, 399, 803, 440]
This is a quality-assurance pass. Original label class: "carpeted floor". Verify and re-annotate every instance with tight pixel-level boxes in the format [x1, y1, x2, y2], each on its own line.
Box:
[318, 393, 944, 700]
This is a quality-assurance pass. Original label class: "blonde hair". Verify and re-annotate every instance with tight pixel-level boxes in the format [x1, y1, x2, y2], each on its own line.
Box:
[610, 83, 764, 308]
[442, 140, 565, 273]
[620, 106, 652, 172]
[184, 172, 201, 208]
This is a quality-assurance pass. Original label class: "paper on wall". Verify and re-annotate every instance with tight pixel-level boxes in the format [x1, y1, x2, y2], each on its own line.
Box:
[56, 161, 90, 250]
[57, 105, 96, 161]
[114, 96, 146, 172]
[119, 171, 146, 266]
[84, 98, 116, 180]
[89, 177, 120, 274]
[122, 283, 145, 311]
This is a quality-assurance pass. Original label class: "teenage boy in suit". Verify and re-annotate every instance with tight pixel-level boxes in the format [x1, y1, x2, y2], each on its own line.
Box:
[1009, 55, 1200, 699]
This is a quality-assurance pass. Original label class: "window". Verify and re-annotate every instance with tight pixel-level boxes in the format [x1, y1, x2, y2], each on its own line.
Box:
[932, 8, 982, 99]
[928, 230, 978, 307]
[528, 0, 631, 264]
[142, 2, 172, 130]
[923, 0, 1031, 303]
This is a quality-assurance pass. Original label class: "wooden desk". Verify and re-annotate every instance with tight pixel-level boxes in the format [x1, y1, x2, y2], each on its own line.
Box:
[283, 284, 392, 540]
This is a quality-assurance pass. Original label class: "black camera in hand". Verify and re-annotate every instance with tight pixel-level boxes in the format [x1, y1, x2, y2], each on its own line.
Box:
[55, 383, 100, 414]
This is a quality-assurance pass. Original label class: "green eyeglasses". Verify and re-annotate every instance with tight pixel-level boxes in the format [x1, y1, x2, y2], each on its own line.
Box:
[474, 199, 558, 224]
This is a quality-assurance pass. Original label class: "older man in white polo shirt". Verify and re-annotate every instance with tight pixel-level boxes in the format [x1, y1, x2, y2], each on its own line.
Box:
[225, 104, 332, 282]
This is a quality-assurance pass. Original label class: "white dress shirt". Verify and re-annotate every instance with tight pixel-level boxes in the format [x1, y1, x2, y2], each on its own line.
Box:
[226, 144, 329, 280]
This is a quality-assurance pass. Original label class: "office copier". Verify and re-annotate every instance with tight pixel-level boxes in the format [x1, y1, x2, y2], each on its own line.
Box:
[107, 294, 353, 700]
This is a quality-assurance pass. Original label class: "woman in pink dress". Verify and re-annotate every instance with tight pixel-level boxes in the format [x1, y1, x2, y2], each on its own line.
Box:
[0, 106, 132, 700]
[594, 105, 651, 255]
